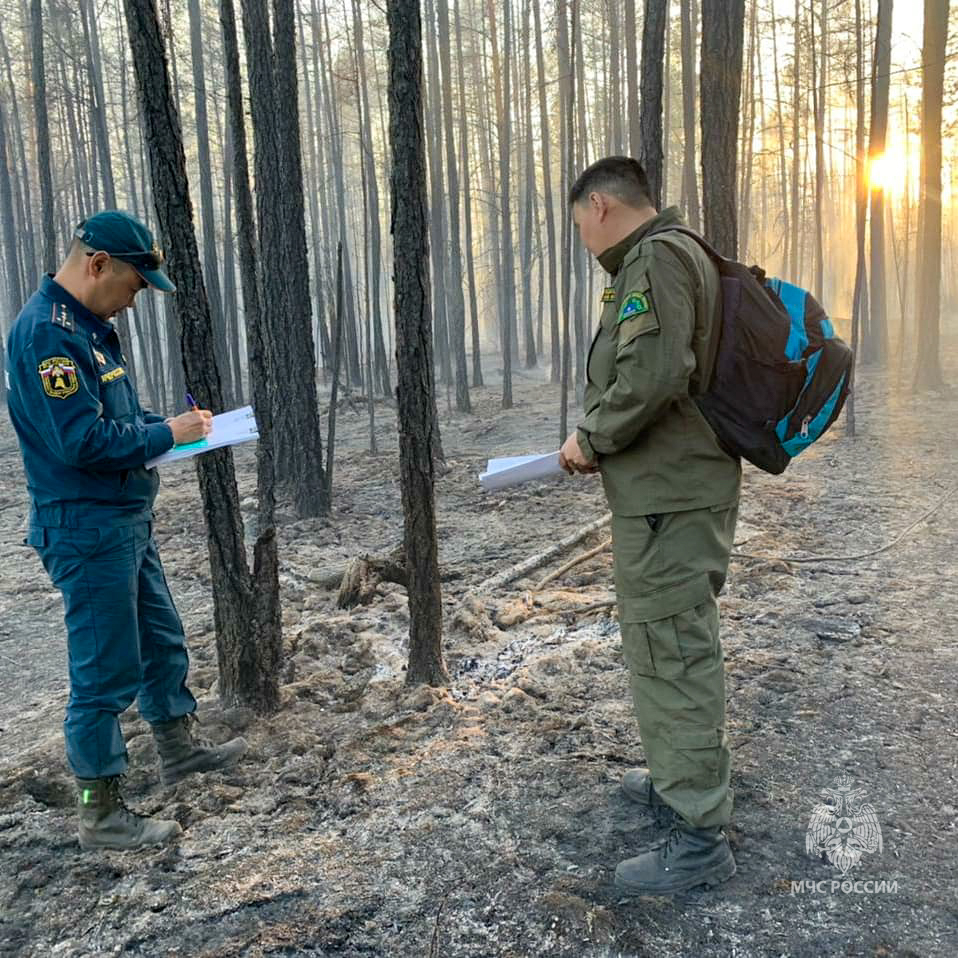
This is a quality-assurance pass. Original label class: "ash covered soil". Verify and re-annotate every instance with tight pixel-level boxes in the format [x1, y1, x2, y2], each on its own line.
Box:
[0, 360, 956, 958]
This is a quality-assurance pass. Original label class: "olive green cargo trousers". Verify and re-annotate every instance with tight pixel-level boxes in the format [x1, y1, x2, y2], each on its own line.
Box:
[612, 502, 737, 828]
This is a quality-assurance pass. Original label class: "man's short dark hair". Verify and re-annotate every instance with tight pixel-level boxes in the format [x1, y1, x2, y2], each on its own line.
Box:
[568, 156, 654, 209]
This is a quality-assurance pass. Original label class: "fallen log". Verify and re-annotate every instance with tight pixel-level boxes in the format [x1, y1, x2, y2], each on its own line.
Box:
[533, 537, 612, 591]
[521, 598, 617, 626]
[477, 513, 612, 593]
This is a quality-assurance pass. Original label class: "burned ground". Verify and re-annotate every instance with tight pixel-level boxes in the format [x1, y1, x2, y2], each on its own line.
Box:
[0, 363, 956, 957]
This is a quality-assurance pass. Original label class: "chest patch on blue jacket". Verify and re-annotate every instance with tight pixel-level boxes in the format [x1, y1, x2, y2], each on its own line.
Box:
[38, 357, 79, 399]
[618, 291, 650, 323]
[101, 367, 126, 384]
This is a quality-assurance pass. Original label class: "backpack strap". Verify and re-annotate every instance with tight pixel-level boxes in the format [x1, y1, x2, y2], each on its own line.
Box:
[642, 224, 727, 263]
[638, 224, 725, 396]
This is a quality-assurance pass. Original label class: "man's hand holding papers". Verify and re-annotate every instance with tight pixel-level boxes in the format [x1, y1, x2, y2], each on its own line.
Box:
[559, 432, 599, 475]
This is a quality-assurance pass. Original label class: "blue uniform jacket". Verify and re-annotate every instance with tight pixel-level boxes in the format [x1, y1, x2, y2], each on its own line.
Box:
[6, 276, 175, 528]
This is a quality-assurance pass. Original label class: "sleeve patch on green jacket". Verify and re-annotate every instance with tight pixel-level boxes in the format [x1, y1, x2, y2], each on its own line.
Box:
[618, 291, 650, 323]
[617, 312, 660, 348]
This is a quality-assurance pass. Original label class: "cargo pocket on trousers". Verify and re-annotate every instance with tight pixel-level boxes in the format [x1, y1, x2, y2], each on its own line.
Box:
[672, 601, 720, 673]
[668, 728, 722, 789]
[619, 619, 655, 677]
[619, 608, 685, 680]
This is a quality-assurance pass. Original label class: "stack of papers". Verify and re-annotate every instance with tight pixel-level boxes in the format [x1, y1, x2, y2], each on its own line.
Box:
[146, 405, 259, 469]
[479, 452, 563, 491]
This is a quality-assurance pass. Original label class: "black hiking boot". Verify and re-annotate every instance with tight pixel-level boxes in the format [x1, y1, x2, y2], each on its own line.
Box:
[614, 823, 736, 894]
[151, 714, 248, 786]
[76, 777, 181, 851]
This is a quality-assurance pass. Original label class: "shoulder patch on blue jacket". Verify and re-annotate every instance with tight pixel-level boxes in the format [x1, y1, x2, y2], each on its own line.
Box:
[50, 302, 75, 333]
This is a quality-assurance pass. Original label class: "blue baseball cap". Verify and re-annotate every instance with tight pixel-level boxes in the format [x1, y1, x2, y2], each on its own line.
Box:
[75, 210, 176, 292]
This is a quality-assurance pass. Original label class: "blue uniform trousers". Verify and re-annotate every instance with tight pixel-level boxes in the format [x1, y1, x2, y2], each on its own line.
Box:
[31, 520, 197, 779]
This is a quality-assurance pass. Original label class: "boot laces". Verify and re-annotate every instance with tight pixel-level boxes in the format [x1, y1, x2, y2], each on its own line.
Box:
[660, 826, 683, 859]
[183, 713, 214, 750]
[652, 802, 674, 829]
[105, 776, 148, 825]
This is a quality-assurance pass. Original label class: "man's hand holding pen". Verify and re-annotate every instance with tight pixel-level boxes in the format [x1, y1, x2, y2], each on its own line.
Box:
[167, 392, 213, 444]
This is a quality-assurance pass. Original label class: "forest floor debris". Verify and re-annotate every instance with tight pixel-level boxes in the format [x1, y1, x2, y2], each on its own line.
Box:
[1, 363, 957, 957]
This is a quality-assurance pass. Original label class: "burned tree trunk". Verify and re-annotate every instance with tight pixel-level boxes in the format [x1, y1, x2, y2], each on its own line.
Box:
[913, 0, 949, 391]
[124, 0, 281, 713]
[866, 0, 893, 365]
[31, 0, 57, 272]
[437, 0, 472, 409]
[640, 0, 668, 208]
[700, 0, 745, 257]
[387, 0, 448, 687]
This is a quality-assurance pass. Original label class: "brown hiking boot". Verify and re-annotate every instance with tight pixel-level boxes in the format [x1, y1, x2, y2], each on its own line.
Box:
[151, 714, 248, 786]
[76, 777, 182, 851]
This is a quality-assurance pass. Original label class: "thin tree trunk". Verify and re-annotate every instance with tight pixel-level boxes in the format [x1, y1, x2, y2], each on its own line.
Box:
[423, 0, 452, 391]
[326, 242, 344, 495]
[221, 114, 244, 402]
[771, 10, 790, 275]
[620, 0, 637, 161]
[437, 0, 472, 408]
[351, 0, 392, 398]
[187, 0, 232, 406]
[318, 2, 362, 389]
[608, 0, 623, 152]
[640, 0, 668, 209]
[558, 0, 574, 441]
[387, 0, 448, 687]
[572, 0, 588, 389]
[789, 0, 800, 279]
[31, 0, 56, 271]
[519, 0, 537, 369]
[125, 0, 281, 714]
[79, 0, 117, 208]
[700, 0, 745, 257]
[810, 0, 826, 302]
[455, 0, 483, 388]
[867, 0, 893, 364]
[679, 0, 700, 228]
[243, 0, 328, 515]
[533, 0, 560, 382]
[0, 25, 37, 286]
[913, 0, 949, 391]
[0, 101, 24, 318]
[849, 0, 868, 436]
[738, 0, 757, 256]
[488, 0, 515, 409]
[302, 4, 331, 375]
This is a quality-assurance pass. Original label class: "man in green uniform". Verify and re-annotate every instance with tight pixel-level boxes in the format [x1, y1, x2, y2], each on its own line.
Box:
[559, 157, 741, 893]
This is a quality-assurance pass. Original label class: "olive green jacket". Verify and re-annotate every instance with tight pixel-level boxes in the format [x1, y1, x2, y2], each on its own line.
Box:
[577, 207, 741, 516]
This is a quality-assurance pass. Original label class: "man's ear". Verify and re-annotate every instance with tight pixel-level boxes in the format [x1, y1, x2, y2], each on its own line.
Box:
[87, 251, 110, 279]
[590, 191, 609, 220]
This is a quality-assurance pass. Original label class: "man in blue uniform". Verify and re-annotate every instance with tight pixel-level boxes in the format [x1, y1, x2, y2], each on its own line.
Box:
[6, 211, 247, 851]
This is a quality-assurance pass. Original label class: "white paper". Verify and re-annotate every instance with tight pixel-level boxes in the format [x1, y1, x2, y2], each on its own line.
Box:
[146, 405, 259, 468]
[479, 451, 563, 491]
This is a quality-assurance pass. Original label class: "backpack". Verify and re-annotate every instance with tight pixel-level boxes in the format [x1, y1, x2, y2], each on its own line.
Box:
[648, 226, 854, 475]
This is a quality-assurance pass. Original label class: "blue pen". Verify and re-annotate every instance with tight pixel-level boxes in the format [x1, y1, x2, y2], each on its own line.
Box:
[185, 392, 199, 411]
